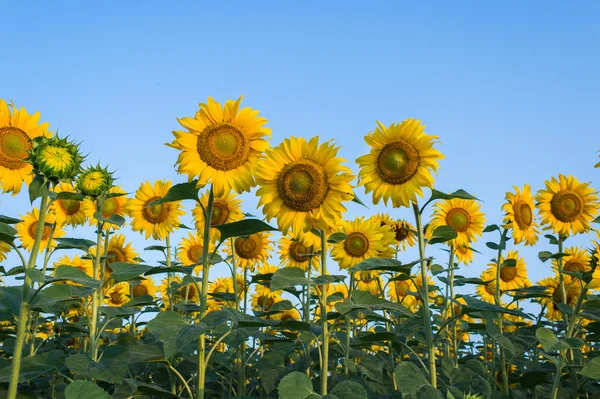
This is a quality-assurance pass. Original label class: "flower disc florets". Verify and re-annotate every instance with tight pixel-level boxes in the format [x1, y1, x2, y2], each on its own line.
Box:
[29, 135, 84, 183]
[76, 164, 115, 198]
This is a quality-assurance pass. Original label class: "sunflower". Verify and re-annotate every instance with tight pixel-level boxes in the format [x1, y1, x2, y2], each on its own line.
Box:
[30, 135, 83, 183]
[331, 217, 395, 270]
[538, 275, 581, 321]
[475, 270, 497, 303]
[316, 283, 350, 317]
[452, 297, 475, 323]
[356, 119, 444, 208]
[536, 174, 599, 236]
[502, 185, 539, 246]
[256, 136, 354, 235]
[387, 276, 417, 310]
[554, 246, 591, 275]
[428, 198, 486, 247]
[455, 245, 475, 265]
[272, 307, 301, 322]
[0, 99, 51, 195]
[489, 251, 531, 292]
[278, 234, 319, 271]
[160, 276, 200, 309]
[0, 241, 12, 263]
[371, 213, 418, 251]
[15, 209, 65, 253]
[413, 273, 439, 306]
[52, 255, 94, 285]
[90, 234, 139, 276]
[132, 278, 158, 299]
[77, 164, 114, 198]
[226, 232, 274, 272]
[207, 277, 235, 309]
[354, 271, 382, 295]
[50, 182, 87, 227]
[169, 97, 271, 194]
[127, 180, 185, 240]
[105, 282, 130, 307]
[251, 284, 283, 312]
[85, 186, 129, 230]
[176, 232, 216, 275]
[192, 190, 244, 243]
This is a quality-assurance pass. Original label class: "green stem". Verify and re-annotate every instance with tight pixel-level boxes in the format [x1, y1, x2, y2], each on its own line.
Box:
[231, 239, 245, 397]
[412, 202, 437, 388]
[551, 235, 568, 399]
[319, 229, 329, 396]
[166, 235, 173, 311]
[494, 229, 509, 395]
[8, 189, 50, 399]
[344, 273, 354, 379]
[448, 245, 458, 368]
[89, 214, 105, 362]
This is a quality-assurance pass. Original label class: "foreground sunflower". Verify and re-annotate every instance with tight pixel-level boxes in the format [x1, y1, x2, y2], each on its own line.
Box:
[192, 190, 244, 242]
[331, 217, 396, 269]
[50, 183, 87, 227]
[127, 180, 185, 240]
[0, 99, 51, 195]
[169, 96, 271, 194]
[356, 119, 444, 208]
[488, 251, 531, 292]
[278, 234, 319, 271]
[256, 136, 354, 234]
[226, 232, 274, 272]
[15, 209, 65, 253]
[502, 185, 539, 246]
[85, 186, 129, 230]
[536, 174, 599, 236]
[428, 198, 486, 246]
[176, 232, 216, 275]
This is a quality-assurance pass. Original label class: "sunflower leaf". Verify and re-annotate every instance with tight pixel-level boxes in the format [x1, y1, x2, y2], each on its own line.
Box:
[271, 267, 308, 291]
[56, 191, 85, 201]
[327, 232, 347, 244]
[593, 216, 600, 224]
[429, 189, 480, 202]
[109, 262, 153, 282]
[55, 237, 97, 252]
[93, 211, 125, 227]
[0, 215, 22, 224]
[29, 174, 49, 204]
[0, 222, 17, 244]
[351, 193, 369, 209]
[147, 180, 199, 206]
[428, 225, 458, 245]
[349, 258, 413, 274]
[215, 219, 277, 242]
[483, 224, 500, 233]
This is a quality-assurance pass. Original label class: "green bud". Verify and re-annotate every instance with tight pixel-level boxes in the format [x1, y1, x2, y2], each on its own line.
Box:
[29, 135, 84, 183]
[76, 164, 115, 198]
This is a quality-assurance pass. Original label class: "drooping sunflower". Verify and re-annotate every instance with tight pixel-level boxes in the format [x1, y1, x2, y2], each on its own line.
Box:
[91, 234, 139, 276]
[489, 251, 531, 292]
[554, 246, 591, 275]
[536, 174, 599, 236]
[85, 186, 129, 230]
[256, 136, 354, 235]
[169, 96, 271, 194]
[15, 209, 65, 253]
[356, 119, 445, 208]
[502, 185, 539, 246]
[50, 182, 87, 227]
[192, 190, 244, 242]
[0, 99, 51, 195]
[455, 245, 475, 265]
[331, 217, 396, 270]
[251, 284, 283, 312]
[52, 255, 94, 284]
[538, 275, 581, 321]
[354, 271, 382, 295]
[428, 198, 486, 247]
[475, 270, 497, 303]
[278, 234, 319, 271]
[226, 232, 274, 272]
[176, 232, 216, 275]
[132, 278, 158, 299]
[104, 282, 130, 307]
[126, 180, 185, 240]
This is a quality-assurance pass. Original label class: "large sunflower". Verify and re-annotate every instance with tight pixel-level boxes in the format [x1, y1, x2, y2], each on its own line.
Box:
[169, 97, 271, 194]
[278, 234, 319, 271]
[226, 232, 274, 272]
[428, 198, 486, 247]
[256, 136, 354, 235]
[538, 275, 580, 321]
[15, 209, 65, 253]
[192, 190, 244, 242]
[331, 217, 396, 269]
[502, 185, 539, 246]
[126, 180, 185, 240]
[85, 186, 129, 231]
[0, 99, 51, 195]
[489, 251, 531, 292]
[176, 232, 216, 275]
[104, 282, 130, 307]
[50, 182, 87, 227]
[536, 174, 599, 236]
[554, 246, 591, 275]
[356, 119, 444, 208]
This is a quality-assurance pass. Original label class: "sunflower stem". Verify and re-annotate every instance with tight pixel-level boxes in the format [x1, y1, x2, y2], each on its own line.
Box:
[231, 238, 246, 396]
[493, 228, 509, 395]
[448, 244, 458, 368]
[344, 273, 354, 380]
[89, 214, 105, 362]
[8, 188, 50, 399]
[166, 234, 173, 312]
[319, 229, 329, 396]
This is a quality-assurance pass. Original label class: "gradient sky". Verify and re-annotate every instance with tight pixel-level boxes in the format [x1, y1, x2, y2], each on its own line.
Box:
[2, 1, 599, 303]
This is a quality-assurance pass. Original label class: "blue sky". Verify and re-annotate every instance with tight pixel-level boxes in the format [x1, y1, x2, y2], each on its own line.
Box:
[1, 1, 599, 302]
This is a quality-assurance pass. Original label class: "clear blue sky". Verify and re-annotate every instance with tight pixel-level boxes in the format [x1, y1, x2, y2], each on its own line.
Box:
[1, 1, 599, 299]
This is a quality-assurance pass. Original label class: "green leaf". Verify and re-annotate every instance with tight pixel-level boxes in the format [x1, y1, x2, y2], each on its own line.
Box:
[65, 354, 91, 377]
[327, 232, 348, 244]
[215, 219, 277, 242]
[394, 362, 431, 397]
[277, 371, 319, 399]
[176, 323, 209, 348]
[536, 327, 559, 351]
[109, 262, 153, 282]
[349, 257, 414, 274]
[580, 356, 600, 379]
[483, 224, 500, 233]
[271, 267, 308, 291]
[93, 211, 125, 227]
[53, 265, 101, 288]
[351, 192, 369, 208]
[124, 379, 179, 398]
[462, 296, 528, 318]
[502, 258, 517, 267]
[144, 245, 167, 252]
[56, 191, 84, 201]
[593, 216, 600, 223]
[430, 264, 445, 276]
[0, 350, 62, 383]
[29, 175, 49, 204]
[89, 345, 129, 384]
[65, 380, 111, 399]
[330, 381, 368, 399]
[147, 310, 190, 358]
[429, 189, 479, 202]
[416, 385, 443, 399]
[115, 335, 163, 363]
[449, 368, 491, 399]
[538, 251, 569, 263]
[428, 225, 457, 245]
[54, 237, 97, 252]
[147, 180, 199, 206]
[0, 214, 22, 224]
[0, 222, 17, 237]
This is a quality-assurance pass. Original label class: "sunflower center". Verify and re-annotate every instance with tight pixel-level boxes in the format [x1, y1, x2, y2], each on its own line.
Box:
[234, 235, 262, 259]
[143, 196, 169, 224]
[211, 202, 229, 225]
[395, 281, 410, 297]
[564, 260, 585, 273]
[499, 266, 517, 282]
[289, 241, 309, 263]
[485, 283, 495, 296]
[81, 171, 106, 191]
[551, 190, 584, 223]
[40, 145, 73, 172]
[187, 244, 203, 264]
[107, 248, 126, 265]
[197, 123, 251, 171]
[344, 233, 370, 257]
[28, 221, 52, 240]
[181, 284, 197, 300]
[376, 140, 420, 184]
[0, 126, 31, 170]
[513, 200, 533, 229]
[394, 226, 410, 242]
[133, 284, 148, 297]
[101, 198, 118, 218]
[277, 160, 328, 212]
[445, 208, 471, 232]
[60, 199, 81, 215]
[281, 313, 295, 321]
[110, 292, 125, 305]
[257, 295, 275, 311]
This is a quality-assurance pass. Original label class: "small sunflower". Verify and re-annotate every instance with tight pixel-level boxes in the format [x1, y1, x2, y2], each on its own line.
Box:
[317, 282, 350, 316]
[538, 275, 580, 321]
[251, 284, 282, 312]
[356, 119, 444, 208]
[160, 276, 200, 309]
[554, 246, 591, 275]
[50, 182, 87, 227]
[0, 99, 51, 195]
[256, 136, 354, 235]
[475, 270, 497, 303]
[272, 307, 301, 322]
[354, 271, 382, 295]
[176, 232, 216, 275]
[536, 174, 599, 236]
[132, 278, 158, 299]
[413, 273, 439, 306]
[331, 217, 395, 270]
[169, 96, 271, 194]
[490, 251, 531, 292]
[0, 241, 12, 263]
[105, 282, 130, 307]
[91, 234, 139, 276]
[452, 297, 475, 323]
[85, 186, 129, 230]
[207, 277, 235, 309]
[192, 190, 244, 242]
[455, 245, 475, 265]
[52, 255, 94, 284]
[388, 277, 417, 310]
[126, 180, 186, 240]
[77, 164, 114, 198]
[428, 198, 486, 246]
[502, 185, 539, 246]
[278, 234, 319, 271]
[15, 209, 65, 253]
[226, 232, 274, 272]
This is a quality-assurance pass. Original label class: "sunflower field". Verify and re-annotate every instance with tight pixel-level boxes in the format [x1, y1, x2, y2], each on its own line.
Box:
[0, 96, 599, 399]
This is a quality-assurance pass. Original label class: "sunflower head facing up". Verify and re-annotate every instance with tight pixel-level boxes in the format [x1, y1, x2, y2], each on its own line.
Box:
[256, 136, 354, 235]
[192, 190, 244, 243]
[0, 99, 52, 195]
[502, 185, 539, 246]
[30, 135, 84, 183]
[126, 180, 185, 240]
[77, 164, 115, 198]
[169, 96, 271, 195]
[428, 198, 486, 247]
[226, 232, 274, 272]
[356, 119, 444, 208]
[15, 209, 65, 253]
[536, 174, 599, 236]
[50, 182, 87, 227]
[85, 186, 129, 231]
